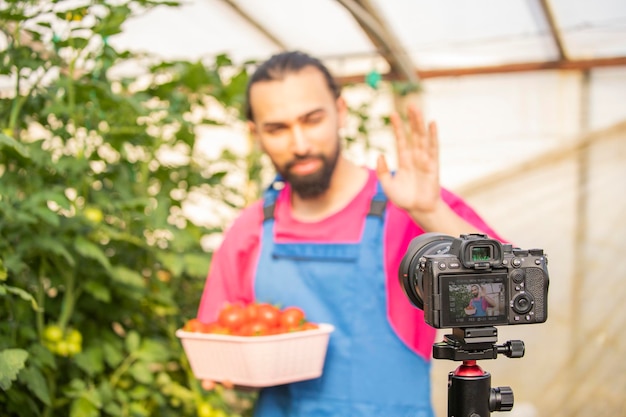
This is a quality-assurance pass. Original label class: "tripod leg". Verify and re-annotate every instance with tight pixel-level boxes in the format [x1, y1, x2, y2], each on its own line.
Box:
[448, 361, 492, 417]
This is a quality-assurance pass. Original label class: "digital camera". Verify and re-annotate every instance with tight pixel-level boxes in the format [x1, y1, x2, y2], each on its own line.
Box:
[399, 233, 549, 329]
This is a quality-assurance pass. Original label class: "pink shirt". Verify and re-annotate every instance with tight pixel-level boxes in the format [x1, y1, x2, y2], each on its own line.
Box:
[197, 169, 501, 358]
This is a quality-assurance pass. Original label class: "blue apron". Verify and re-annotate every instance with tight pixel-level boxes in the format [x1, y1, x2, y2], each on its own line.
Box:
[470, 298, 487, 316]
[253, 180, 433, 417]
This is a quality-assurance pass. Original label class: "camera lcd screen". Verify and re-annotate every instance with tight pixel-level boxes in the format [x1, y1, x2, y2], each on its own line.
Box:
[440, 273, 508, 327]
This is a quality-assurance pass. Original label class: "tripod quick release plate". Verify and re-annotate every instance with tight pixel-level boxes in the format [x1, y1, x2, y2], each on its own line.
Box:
[433, 327, 525, 361]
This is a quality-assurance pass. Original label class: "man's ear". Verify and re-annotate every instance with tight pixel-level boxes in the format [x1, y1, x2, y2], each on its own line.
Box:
[247, 120, 257, 135]
[336, 96, 348, 129]
[248, 120, 264, 151]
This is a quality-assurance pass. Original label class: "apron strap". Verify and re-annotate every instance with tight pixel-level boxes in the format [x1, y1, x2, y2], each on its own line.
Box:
[263, 175, 285, 222]
[367, 180, 387, 218]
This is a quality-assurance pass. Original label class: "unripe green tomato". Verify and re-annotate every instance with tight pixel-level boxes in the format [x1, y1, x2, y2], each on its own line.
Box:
[43, 325, 63, 343]
[66, 329, 82, 345]
[197, 402, 213, 417]
[67, 341, 82, 356]
[84, 207, 104, 223]
[55, 340, 70, 357]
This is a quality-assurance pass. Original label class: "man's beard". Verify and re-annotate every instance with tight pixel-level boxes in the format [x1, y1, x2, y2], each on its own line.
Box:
[278, 143, 340, 200]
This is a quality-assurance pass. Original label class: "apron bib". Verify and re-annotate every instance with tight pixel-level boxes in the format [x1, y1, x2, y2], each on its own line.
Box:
[253, 181, 433, 417]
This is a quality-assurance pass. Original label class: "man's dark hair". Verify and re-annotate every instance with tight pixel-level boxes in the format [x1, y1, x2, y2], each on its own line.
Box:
[244, 51, 341, 121]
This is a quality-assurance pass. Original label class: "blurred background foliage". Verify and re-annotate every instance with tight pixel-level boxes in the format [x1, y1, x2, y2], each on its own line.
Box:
[0, 0, 258, 416]
[0, 1, 383, 416]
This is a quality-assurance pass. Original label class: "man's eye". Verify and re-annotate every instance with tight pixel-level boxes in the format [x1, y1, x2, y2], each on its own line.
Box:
[266, 126, 285, 134]
[305, 115, 323, 124]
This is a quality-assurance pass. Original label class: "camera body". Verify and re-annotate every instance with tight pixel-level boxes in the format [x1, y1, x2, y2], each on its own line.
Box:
[400, 233, 549, 329]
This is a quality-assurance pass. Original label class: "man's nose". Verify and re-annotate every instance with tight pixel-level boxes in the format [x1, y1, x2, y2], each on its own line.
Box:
[290, 125, 310, 154]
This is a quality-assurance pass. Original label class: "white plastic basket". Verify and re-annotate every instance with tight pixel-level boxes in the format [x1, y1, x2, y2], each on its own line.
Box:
[176, 323, 334, 387]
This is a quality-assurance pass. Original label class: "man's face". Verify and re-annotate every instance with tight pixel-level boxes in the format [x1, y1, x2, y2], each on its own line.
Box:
[247, 67, 346, 199]
[471, 286, 479, 297]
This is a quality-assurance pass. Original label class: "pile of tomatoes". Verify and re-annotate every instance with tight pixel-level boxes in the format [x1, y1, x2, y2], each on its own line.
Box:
[183, 302, 319, 336]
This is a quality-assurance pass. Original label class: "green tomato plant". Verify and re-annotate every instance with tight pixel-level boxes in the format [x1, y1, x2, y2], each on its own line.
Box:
[0, 1, 386, 416]
[0, 1, 257, 416]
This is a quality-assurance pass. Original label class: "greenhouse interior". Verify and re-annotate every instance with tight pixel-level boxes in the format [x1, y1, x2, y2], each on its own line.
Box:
[1, 1, 625, 416]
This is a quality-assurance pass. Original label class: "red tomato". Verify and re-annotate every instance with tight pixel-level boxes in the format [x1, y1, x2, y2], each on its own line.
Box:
[255, 303, 281, 329]
[238, 321, 270, 336]
[183, 318, 207, 333]
[301, 321, 319, 331]
[217, 304, 247, 332]
[280, 306, 306, 330]
[244, 302, 261, 322]
[204, 322, 230, 334]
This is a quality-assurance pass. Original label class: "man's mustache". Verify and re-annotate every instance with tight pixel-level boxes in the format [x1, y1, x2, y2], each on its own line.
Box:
[285, 155, 324, 171]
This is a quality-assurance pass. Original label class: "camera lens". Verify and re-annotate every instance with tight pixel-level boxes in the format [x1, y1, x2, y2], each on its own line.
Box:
[399, 233, 454, 310]
[512, 293, 534, 314]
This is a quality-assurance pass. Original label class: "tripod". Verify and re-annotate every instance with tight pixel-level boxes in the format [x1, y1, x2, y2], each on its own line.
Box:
[433, 326, 525, 417]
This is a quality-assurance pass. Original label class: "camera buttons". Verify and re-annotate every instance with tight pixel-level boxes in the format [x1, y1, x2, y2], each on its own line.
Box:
[510, 269, 525, 283]
[512, 258, 522, 267]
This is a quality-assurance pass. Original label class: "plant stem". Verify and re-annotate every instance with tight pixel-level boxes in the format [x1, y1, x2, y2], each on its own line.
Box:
[57, 270, 76, 332]
[109, 352, 137, 388]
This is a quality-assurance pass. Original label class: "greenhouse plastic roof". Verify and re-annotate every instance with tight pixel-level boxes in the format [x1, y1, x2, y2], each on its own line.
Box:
[112, 0, 626, 82]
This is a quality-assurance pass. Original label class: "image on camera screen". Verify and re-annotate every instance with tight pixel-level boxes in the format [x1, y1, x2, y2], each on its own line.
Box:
[440, 274, 508, 327]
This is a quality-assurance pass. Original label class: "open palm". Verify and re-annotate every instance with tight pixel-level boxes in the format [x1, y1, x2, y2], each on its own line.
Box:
[376, 104, 441, 214]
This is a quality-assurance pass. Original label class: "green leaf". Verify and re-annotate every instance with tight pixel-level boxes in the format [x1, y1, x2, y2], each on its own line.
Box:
[0, 349, 29, 390]
[18, 366, 51, 405]
[128, 361, 153, 384]
[1, 284, 40, 311]
[136, 339, 170, 363]
[183, 252, 211, 277]
[156, 252, 184, 276]
[102, 343, 123, 369]
[103, 402, 123, 416]
[23, 190, 71, 211]
[35, 237, 76, 267]
[128, 402, 150, 417]
[70, 397, 99, 417]
[0, 132, 29, 157]
[0, 258, 7, 281]
[128, 385, 151, 400]
[68, 378, 87, 394]
[30, 206, 60, 227]
[125, 331, 140, 352]
[74, 236, 111, 270]
[109, 266, 145, 288]
[83, 280, 111, 303]
[74, 346, 104, 377]
[27, 344, 56, 371]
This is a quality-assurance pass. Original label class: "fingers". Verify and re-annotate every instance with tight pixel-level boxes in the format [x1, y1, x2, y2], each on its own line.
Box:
[408, 105, 439, 157]
[393, 105, 438, 157]
[376, 154, 389, 177]
[201, 379, 216, 390]
[428, 120, 439, 161]
[389, 112, 407, 154]
[408, 105, 427, 150]
[201, 379, 234, 391]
